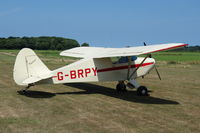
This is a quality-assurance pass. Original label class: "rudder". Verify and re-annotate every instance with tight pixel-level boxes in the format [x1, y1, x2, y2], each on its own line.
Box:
[13, 48, 52, 86]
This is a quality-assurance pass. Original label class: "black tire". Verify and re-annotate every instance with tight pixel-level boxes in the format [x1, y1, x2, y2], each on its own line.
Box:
[121, 84, 127, 92]
[116, 83, 127, 92]
[116, 84, 122, 92]
[137, 86, 148, 96]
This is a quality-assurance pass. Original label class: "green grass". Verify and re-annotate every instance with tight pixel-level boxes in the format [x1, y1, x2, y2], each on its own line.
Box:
[0, 49, 200, 62]
[152, 52, 200, 62]
[0, 49, 74, 58]
[0, 50, 200, 62]
[0, 50, 200, 133]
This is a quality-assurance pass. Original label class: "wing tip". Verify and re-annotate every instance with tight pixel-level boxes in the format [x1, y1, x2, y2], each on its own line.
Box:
[144, 43, 189, 54]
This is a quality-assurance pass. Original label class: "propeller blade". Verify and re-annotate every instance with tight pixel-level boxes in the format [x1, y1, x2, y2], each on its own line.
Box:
[154, 65, 161, 80]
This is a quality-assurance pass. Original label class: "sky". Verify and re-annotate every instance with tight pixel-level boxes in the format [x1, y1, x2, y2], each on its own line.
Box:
[0, 0, 200, 47]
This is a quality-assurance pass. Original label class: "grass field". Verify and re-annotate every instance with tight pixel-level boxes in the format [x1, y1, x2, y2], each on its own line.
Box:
[0, 50, 200, 133]
[1, 49, 199, 64]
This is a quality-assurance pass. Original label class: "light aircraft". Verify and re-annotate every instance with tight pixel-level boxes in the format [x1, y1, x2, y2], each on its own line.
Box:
[13, 43, 188, 96]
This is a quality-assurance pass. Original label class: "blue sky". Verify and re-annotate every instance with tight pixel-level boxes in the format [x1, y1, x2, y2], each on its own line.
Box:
[0, 0, 199, 47]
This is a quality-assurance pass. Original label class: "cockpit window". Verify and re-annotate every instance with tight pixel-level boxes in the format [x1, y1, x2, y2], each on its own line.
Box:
[114, 56, 137, 64]
[118, 57, 128, 63]
[131, 56, 137, 61]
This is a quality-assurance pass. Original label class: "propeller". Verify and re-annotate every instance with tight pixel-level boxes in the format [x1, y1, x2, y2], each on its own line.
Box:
[143, 42, 161, 80]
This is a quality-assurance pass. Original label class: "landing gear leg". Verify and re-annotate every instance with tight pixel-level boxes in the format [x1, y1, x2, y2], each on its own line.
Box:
[116, 81, 127, 92]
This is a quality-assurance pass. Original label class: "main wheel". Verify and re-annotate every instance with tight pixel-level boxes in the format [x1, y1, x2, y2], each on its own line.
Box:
[116, 83, 127, 92]
[137, 86, 148, 96]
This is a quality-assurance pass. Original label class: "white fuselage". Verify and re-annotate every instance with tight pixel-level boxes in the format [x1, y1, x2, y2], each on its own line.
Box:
[50, 57, 155, 84]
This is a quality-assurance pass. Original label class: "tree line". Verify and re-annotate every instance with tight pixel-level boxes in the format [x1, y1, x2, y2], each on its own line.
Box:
[0, 36, 199, 52]
[0, 36, 89, 50]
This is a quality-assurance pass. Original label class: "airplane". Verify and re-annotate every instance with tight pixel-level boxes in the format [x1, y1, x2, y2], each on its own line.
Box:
[13, 43, 188, 96]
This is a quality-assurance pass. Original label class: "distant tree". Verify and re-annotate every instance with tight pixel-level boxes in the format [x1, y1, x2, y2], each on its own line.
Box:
[56, 43, 64, 50]
[81, 43, 89, 47]
[1, 37, 200, 51]
[0, 38, 6, 49]
[0, 36, 80, 50]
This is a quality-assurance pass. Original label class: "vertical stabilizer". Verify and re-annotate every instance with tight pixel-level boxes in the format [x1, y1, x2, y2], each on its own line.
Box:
[13, 48, 52, 86]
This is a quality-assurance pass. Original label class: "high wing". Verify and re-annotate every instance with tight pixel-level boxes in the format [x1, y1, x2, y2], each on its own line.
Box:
[60, 43, 188, 58]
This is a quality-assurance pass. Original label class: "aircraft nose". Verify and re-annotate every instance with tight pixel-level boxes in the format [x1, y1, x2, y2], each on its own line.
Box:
[146, 57, 155, 65]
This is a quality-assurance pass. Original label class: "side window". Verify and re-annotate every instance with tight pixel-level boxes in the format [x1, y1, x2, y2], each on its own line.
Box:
[118, 57, 128, 63]
[131, 56, 137, 61]
[113, 56, 137, 64]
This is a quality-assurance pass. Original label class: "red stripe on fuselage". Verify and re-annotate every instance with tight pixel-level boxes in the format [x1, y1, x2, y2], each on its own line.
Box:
[97, 62, 154, 73]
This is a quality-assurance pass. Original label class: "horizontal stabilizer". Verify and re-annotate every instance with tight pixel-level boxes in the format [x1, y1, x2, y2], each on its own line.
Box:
[22, 73, 53, 84]
[22, 77, 42, 84]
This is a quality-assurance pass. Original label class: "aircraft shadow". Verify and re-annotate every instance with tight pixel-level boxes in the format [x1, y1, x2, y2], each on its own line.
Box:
[17, 83, 179, 104]
[17, 90, 56, 98]
[61, 83, 179, 105]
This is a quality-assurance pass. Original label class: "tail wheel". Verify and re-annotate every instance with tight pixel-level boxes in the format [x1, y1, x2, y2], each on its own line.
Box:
[137, 86, 149, 96]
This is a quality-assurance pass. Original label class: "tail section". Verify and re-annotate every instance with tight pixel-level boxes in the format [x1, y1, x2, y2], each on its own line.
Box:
[13, 48, 52, 86]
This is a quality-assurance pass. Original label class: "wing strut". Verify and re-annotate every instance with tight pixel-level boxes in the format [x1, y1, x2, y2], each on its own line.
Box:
[128, 54, 151, 80]
[127, 57, 131, 79]
[154, 65, 161, 80]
